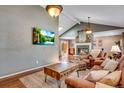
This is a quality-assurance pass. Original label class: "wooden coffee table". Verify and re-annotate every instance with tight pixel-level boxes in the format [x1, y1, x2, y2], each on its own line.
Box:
[44, 62, 78, 88]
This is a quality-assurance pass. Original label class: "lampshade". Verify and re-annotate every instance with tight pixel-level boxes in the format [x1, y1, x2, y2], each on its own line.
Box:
[85, 30, 92, 34]
[46, 5, 63, 17]
[111, 45, 121, 53]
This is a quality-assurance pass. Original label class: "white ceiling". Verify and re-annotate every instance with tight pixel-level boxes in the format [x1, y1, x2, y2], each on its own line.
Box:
[59, 5, 124, 35]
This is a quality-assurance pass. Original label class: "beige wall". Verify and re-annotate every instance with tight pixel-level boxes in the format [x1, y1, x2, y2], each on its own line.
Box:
[60, 40, 69, 61]
[94, 35, 121, 52]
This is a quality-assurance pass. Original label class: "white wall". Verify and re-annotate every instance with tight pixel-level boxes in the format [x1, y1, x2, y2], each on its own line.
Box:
[94, 29, 124, 37]
[94, 35, 121, 51]
[0, 6, 59, 77]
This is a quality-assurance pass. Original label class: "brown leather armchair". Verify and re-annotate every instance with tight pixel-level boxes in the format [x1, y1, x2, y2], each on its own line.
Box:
[78, 54, 95, 69]
[89, 52, 107, 70]
[94, 52, 107, 65]
[78, 52, 107, 69]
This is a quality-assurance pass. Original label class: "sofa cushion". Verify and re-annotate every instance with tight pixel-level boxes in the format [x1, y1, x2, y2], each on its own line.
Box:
[65, 77, 95, 88]
[91, 65, 102, 70]
[99, 70, 122, 87]
[101, 58, 110, 67]
[85, 70, 109, 82]
[95, 82, 114, 88]
[82, 59, 90, 63]
[103, 60, 118, 72]
[78, 54, 89, 60]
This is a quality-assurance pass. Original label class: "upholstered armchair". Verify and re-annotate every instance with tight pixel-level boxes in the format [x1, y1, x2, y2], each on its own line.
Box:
[92, 53, 122, 71]
[77, 49, 107, 69]
[78, 54, 94, 69]
[94, 52, 107, 65]
[91, 52, 107, 70]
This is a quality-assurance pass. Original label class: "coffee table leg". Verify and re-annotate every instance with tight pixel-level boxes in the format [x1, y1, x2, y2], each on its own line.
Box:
[45, 74, 47, 82]
[57, 80, 61, 88]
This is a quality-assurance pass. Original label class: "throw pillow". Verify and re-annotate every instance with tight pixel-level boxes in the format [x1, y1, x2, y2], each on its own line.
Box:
[99, 70, 122, 87]
[95, 82, 114, 88]
[85, 70, 109, 82]
[90, 49, 101, 58]
[91, 65, 102, 70]
[79, 54, 89, 60]
[103, 60, 118, 72]
[101, 58, 110, 67]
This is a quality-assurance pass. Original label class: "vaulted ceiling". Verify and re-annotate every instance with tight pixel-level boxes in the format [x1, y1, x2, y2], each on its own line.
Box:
[59, 5, 124, 35]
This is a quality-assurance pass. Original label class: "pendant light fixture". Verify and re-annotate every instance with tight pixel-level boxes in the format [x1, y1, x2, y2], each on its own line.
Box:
[85, 17, 92, 34]
[46, 5, 63, 18]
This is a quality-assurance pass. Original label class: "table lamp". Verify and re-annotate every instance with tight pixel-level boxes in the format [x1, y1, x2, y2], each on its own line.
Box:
[111, 45, 121, 53]
[111, 45, 121, 60]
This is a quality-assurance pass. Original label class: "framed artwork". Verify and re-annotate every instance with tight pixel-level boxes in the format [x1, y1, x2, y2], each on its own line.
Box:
[32, 27, 55, 45]
[98, 39, 103, 46]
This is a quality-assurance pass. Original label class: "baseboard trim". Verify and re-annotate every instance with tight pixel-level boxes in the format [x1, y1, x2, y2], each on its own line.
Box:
[0, 62, 56, 82]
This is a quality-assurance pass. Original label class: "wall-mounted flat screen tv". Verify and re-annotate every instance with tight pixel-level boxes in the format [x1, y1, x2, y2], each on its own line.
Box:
[32, 27, 55, 45]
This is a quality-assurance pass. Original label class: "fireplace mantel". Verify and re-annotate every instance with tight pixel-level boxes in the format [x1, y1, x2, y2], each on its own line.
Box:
[75, 43, 92, 55]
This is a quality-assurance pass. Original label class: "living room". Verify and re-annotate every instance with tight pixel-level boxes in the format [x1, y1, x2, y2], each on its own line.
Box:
[0, 4, 124, 89]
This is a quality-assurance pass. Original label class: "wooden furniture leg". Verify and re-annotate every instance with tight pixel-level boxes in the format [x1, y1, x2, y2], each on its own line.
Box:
[77, 70, 80, 77]
[45, 74, 47, 82]
[57, 80, 61, 88]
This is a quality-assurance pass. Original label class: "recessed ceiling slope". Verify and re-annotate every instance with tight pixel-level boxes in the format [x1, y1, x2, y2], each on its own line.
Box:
[59, 5, 124, 35]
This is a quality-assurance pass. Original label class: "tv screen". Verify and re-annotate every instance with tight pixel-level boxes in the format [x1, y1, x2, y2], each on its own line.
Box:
[32, 27, 55, 45]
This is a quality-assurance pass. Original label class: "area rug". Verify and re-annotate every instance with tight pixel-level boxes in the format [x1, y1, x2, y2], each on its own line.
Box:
[19, 69, 90, 88]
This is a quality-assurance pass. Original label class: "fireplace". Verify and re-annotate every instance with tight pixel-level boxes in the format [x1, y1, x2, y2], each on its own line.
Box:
[75, 43, 92, 55]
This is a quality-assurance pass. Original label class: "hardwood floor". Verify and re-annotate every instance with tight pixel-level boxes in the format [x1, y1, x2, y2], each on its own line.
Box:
[19, 70, 90, 88]
[0, 79, 25, 88]
[0, 67, 43, 88]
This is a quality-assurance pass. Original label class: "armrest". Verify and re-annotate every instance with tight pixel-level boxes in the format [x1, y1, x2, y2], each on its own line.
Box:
[82, 59, 90, 63]
[94, 59, 104, 65]
[89, 56, 94, 61]
[121, 68, 124, 88]
[65, 77, 95, 88]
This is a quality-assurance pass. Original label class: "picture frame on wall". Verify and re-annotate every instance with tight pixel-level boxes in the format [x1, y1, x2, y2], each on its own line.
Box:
[98, 39, 103, 47]
[32, 27, 55, 45]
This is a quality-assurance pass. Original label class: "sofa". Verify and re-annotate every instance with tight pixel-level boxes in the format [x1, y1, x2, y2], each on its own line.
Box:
[92, 55, 124, 71]
[65, 55, 124, 88]
[65, 68, 124, 88]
